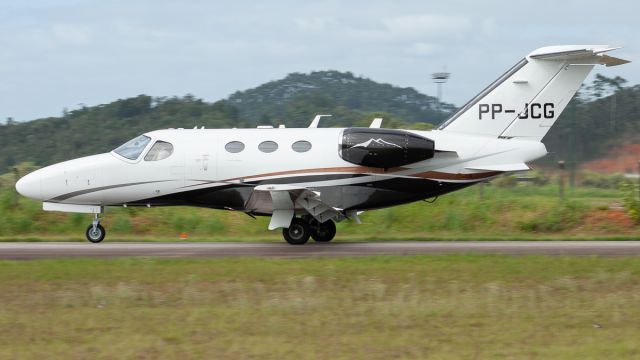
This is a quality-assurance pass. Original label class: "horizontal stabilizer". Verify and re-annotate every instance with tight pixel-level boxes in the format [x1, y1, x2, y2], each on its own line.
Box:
[598, 54, 630, 67]
[529, 45, 630, 67]
[466, 163, 530, 172]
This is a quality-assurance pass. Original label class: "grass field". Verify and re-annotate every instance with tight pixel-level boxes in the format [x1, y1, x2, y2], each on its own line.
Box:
[1, 255, 640, 359]
[0, 182, 638, 241]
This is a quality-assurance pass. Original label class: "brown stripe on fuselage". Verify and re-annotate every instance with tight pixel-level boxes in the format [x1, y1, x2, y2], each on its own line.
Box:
[224, 166, 405, 181]
[223, 166, 501, 182]
[411, 171, 502, 180]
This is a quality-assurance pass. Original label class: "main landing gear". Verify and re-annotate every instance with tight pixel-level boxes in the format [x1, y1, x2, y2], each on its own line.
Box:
[282, 217, 336, 245]
[86, 213, 106, 243]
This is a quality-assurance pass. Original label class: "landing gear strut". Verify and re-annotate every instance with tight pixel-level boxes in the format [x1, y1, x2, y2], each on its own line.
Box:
[282, 217, 336, 245]
[86, 213, 106, 243]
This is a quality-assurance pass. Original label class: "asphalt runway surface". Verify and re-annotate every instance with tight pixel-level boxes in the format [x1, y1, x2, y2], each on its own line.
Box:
[1, 241, 640, 259]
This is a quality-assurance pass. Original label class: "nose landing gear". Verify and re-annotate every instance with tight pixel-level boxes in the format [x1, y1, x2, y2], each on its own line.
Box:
[86, 214, 106, 243]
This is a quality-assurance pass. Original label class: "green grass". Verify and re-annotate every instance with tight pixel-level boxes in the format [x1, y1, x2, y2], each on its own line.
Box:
[0, 183, 638, 241]
[1, 255, 640, 358]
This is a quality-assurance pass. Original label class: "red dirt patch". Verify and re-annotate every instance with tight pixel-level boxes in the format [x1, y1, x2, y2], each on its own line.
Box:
[581, 143, 640, 174]
[581, 208, 636, 232]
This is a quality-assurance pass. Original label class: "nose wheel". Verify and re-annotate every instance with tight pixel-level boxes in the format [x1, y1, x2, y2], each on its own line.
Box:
[86, 214, 106, 243]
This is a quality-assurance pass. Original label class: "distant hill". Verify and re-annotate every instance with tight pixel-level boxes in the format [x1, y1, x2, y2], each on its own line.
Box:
[0, 72, 638, 173]
[0, 71, 452, 171]
[0, 96, 243, 170]
[226, 70, 455, 127]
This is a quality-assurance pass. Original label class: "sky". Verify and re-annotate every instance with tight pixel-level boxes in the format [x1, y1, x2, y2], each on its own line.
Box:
[1, 0, 638, 121]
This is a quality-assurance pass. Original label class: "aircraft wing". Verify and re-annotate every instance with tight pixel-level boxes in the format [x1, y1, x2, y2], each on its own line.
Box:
[246, 184, 346, 230]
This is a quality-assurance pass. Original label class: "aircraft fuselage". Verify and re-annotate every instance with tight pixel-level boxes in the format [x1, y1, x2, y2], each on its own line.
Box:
[16, 128, 546, 214]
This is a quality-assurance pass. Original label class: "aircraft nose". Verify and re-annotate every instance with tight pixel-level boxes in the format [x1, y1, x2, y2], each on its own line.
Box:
[15, 172, 42, 200]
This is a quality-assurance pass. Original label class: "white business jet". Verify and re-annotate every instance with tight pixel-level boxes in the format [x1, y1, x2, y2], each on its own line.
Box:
[15, 45, 629, 244]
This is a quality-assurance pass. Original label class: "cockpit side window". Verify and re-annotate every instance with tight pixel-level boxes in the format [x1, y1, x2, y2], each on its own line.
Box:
[144, 141, 174, 161]
[113, 135, 151, 160]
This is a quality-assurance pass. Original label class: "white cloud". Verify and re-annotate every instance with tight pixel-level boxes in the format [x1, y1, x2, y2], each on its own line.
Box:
[52, 23, 93, 45]
[294, 17, 335, 32]
[382, 14, 473, 39]
[405, 42, 438, 56]
[0, 0, 638, 121]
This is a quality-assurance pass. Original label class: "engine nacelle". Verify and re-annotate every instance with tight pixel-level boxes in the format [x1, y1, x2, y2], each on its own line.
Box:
[339, 128, 435, 168]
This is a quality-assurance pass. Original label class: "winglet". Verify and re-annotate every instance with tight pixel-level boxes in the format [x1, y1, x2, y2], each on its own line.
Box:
[309, 114, 332, 128]
[369, 118, 383, 128]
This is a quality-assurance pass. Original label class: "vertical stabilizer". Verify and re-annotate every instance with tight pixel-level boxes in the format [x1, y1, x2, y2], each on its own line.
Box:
[438, 45, 629, 140]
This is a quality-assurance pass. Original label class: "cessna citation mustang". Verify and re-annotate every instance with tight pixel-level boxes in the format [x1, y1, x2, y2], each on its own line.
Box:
[16, 45, 629, 244]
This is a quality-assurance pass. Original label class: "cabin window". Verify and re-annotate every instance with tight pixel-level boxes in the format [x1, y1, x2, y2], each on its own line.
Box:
[144, 141, 174, 161]
[292, 140, 312, 153]
[225, 141, 245, 153]
[113, 135, 151, 160]
[258, 141, 278, 153]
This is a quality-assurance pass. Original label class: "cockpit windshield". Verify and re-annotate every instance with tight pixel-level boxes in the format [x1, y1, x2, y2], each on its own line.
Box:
[113, 135, 151, 160]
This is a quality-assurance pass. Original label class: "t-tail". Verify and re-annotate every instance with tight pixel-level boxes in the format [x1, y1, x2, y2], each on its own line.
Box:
[438, 45, 630, 141]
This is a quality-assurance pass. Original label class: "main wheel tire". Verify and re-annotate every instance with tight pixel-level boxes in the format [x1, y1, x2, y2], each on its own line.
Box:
[86, 224, 106, 243]
[282, 218, 310, 245]
[311, 220, 336, 242]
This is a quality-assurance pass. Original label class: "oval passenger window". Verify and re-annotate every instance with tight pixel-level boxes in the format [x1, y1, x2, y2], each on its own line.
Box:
[292, 140, 312, 153]
[225, 141, 245, 153]
[258, 141, 278, 153]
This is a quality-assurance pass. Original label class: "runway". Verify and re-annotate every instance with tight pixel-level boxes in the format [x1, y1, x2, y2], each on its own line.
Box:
[1, 241, 640, 259]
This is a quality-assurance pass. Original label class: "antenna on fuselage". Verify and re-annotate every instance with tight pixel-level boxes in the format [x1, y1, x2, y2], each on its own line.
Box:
[308, 114, 332, 128]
